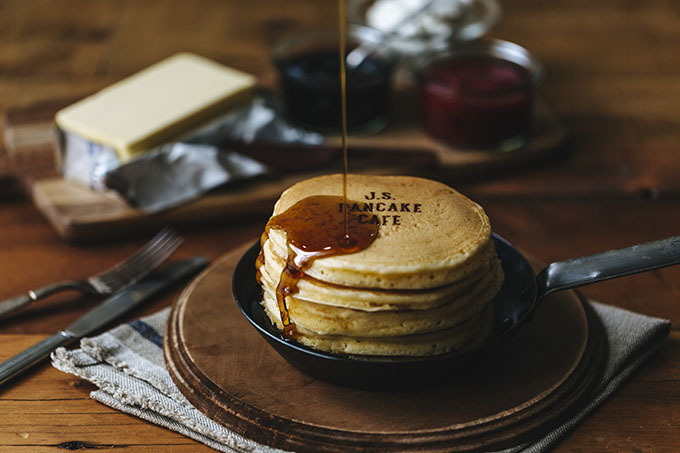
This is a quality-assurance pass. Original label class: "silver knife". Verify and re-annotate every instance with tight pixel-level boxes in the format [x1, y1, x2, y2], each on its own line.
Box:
[0, 256, 208, 386]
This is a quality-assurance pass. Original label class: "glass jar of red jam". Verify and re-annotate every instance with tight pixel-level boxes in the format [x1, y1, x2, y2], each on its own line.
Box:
[417, 39, 543, 151]
[272, 26, 396, 134]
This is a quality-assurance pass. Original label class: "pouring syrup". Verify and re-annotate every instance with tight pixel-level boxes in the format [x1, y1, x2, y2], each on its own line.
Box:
[258, 0, 378, 339]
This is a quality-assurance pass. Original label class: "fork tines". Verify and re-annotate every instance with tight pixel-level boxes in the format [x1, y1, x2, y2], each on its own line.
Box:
[89, 227, 184, 293]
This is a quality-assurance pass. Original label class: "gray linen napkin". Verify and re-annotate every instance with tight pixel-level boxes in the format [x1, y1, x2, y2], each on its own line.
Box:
[51, 301, 670, 452]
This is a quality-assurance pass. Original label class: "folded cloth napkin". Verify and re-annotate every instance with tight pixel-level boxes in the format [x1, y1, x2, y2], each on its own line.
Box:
[51, 301, 670, 453]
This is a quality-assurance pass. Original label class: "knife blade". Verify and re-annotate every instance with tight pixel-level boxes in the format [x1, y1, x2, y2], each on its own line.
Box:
[0, 256, 208, 386]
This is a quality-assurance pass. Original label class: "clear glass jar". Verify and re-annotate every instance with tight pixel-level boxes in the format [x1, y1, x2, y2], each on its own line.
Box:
[271, 26, 397, 134]
[415, 38, 543, 151]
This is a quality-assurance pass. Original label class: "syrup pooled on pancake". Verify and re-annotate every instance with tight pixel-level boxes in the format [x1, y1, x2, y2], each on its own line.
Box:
[261, 195, 378, 338]
[256, 0, 373, 340]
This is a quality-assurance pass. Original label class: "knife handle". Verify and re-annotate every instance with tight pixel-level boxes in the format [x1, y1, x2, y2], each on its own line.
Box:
[0, 331, 75, 386]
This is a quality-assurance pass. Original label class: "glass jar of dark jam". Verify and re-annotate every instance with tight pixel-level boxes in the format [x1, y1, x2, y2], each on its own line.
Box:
[272, 26, 396, 134]
[416, 39, 543, 151]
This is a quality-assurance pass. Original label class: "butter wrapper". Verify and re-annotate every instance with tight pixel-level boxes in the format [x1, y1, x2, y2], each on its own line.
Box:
[59, 129, 119, 191]
[58, 91, 323, 213]
[104, 143, 267, 213]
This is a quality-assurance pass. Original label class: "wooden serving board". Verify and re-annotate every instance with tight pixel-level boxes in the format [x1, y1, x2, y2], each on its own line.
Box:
[30, 174, 303, 241]
[4, 97, 566, 241]
[164, 243, 606, 452]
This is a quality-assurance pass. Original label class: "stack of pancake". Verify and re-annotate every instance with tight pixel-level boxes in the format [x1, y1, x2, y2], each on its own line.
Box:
[257, 174, 504, 357]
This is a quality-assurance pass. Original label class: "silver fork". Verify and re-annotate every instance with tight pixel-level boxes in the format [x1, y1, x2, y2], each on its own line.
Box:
[0, 227, 183, 319]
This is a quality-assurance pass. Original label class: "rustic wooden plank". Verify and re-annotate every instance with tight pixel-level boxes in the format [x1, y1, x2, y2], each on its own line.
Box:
[1, 0, 679, 149]
[0, 336, 211, 450]
[0, 201, 263, 334]
[558, 336, 680, 451]
[0, 447, 209, 453]
[459, 142, 680, 196]
[481, 199, 680, 326]
[0, 405, 213, 449]
[101, 0, 335, 82]
[496, 0, 680, 89]
[494, 0, 680, 158]
[0, 334, 96, 399]
[0, 333, 676, 451]
[2, 197, 680, 331]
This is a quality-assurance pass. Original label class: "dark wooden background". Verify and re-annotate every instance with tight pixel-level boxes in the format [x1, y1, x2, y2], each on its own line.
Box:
[1, 0, 679, 451]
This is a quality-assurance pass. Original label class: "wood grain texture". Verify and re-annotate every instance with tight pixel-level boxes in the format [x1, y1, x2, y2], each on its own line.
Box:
[0, 0, 679, 451]
[0, 335, 215, 452]
[164, 244, 605, 452]
[1, 332, 677, 451]
[10, 99, 564, 241]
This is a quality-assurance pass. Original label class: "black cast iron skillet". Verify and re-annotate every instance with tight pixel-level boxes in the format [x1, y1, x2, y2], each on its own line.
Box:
[233, 234, 680, 388]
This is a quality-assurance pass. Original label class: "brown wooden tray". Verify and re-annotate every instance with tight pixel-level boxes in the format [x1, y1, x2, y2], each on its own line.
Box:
[164, 243, 606, 452]
[4, 97, 566, 241]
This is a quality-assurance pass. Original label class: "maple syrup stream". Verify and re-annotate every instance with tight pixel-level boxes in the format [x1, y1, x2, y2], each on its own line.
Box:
[256, 0, 378, 339]
[338, 0, 349, 239]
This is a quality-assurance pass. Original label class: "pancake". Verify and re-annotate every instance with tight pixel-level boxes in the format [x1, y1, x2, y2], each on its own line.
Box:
[267, 174, 492, 289]
[260, 236, 498, 311]
[256, 174, 503, 357]
[260, 262, 503, 337]
[263, 299, 495, 357]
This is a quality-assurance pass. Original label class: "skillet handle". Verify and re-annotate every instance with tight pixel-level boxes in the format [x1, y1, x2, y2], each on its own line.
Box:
[536, 235, 680, 300]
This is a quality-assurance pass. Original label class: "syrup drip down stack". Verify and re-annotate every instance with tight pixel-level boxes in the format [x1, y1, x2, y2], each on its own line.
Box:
[257, 174, 504, 356]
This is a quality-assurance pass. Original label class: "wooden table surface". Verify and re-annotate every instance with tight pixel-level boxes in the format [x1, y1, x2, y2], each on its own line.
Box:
[1, 0, 679, 451]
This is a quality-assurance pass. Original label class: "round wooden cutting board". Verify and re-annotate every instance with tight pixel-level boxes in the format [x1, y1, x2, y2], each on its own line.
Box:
[164, 243, 605, 452]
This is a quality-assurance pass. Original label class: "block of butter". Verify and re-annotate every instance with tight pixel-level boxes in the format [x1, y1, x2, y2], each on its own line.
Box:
[55, 52, 256, 162]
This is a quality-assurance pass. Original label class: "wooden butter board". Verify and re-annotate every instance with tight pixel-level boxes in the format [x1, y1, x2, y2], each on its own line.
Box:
[164, 243, 606, 453]
[3, 97, 566, 241]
